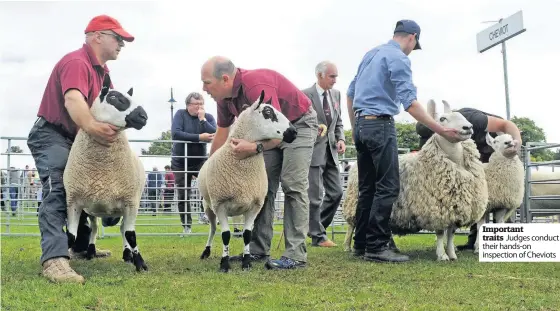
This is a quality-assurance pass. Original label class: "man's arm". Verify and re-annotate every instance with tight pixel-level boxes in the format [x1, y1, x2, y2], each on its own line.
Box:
[334, 90, 345, 141]
[487, 116, 522, 143]
[60, 60, 96, 131]
[200, 114, 217, 134]
[171, 111, 201, 142]
[405, 101, 448, 135]
[64, 89, 96, 132]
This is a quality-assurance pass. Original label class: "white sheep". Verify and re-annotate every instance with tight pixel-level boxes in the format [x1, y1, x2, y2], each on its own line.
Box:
[342, 163, 358, 252]
[63, 86, 149, 272]
[343, 100, 488, 261]
[524, 169, 560, 221]
[198, 90, 298, 273]
[469, 133, 525, 249]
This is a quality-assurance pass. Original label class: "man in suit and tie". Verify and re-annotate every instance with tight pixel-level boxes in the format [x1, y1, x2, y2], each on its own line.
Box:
[302, 61, 346, 247]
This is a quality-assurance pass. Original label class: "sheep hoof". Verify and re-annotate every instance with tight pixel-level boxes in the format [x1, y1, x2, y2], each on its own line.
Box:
[200, 246, 211, 260]
[86, 244, 96, 260]
[122, 248, 133, 263]
[219, 256, 230, 273]
[241, 254, 252, 271]
[437, 254, 450, 261]
[133, 252, 148, 272]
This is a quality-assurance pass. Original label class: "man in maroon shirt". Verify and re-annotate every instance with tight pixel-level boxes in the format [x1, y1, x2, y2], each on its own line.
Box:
[26, 15, 134, 284]
[201, 56, 318, 270]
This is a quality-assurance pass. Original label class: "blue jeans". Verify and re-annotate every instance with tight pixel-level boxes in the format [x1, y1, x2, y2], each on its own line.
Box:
[353, 116, 400, 252]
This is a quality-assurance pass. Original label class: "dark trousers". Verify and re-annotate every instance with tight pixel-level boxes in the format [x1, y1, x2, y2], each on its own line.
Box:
[353, 116, 400, 252]
[162, 189, 174, 212]
[172, 160, 204, 229]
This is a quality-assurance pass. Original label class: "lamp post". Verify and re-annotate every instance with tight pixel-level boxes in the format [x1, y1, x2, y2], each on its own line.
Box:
[168, 87, 177, 126]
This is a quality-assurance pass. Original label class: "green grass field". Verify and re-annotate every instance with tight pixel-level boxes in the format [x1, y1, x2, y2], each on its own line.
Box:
[1, 211, 559, 311]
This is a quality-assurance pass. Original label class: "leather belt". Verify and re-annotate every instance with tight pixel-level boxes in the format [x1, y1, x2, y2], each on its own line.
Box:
[35, 117, 75, 140]
[355, 111, 393, 120]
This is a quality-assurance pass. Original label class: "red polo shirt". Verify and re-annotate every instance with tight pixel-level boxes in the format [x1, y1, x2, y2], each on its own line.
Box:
[37, 43, 111, 136]
[216, 68, 311, 128]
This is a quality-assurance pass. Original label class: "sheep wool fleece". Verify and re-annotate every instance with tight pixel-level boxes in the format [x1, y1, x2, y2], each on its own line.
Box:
[390, 136, 488, 234]
[342, 163, 359, 226]
[484, 153, 525, 219]
[63, 131, 145, 217]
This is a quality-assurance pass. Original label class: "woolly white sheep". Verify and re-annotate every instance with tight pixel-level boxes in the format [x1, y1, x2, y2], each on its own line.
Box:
[343, 100, 488, 261]
[342, 163, 358, 252]
[63, 86, 149, 272]
[470, 133, 525, 253]
[198, 90, 298, 272]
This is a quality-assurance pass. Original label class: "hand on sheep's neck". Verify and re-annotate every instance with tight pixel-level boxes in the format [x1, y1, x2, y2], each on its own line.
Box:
[435, 135, 465, 167]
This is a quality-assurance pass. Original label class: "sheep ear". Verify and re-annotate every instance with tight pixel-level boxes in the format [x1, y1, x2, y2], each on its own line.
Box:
[442, 100, 451, 113]
[99, 85, 109, 102]
[486, 132, 494, 147]
[255, 90, 265, 110]
[496, 131, 505, 136]
[127, 88, 133, 96]
[427, 99, 436, 118]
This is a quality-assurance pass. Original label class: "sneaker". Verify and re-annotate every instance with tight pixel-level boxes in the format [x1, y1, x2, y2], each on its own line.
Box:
[264, 256, 306, 270]
[42, 257, 85, 284]
[183, 227, 192, 234]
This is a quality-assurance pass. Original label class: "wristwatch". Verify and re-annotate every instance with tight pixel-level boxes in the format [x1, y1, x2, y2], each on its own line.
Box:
[256, 142, 264, 154]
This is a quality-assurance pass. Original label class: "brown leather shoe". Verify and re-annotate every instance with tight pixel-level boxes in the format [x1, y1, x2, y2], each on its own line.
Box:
[42, 257, 85, 284]
[317, 240, 337, 247]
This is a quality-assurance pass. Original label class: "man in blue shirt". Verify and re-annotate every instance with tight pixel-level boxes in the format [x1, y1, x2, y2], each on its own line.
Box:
[347, 20, 460, 263]
[171, 92, 217, 233]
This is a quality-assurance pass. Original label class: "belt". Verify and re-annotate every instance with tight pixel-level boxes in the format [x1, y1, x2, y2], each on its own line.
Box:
[355, 111, 393, 120]
[35, 117, 75, 140]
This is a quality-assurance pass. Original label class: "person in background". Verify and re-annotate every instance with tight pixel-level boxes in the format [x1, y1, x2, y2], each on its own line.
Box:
[147, 166, 164, 215]
[171, 92, 216, 234]
[162, 165, 175, 213]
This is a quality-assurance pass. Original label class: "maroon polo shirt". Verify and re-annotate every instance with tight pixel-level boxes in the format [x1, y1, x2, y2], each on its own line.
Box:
[37, 43, 111, 136]
[216, 68, 311, 128]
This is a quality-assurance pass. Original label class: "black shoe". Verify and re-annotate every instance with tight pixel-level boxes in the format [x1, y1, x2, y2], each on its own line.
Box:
[456, 243, 475, 251]
[230, 253, 269, 262]
[388, 237, 401, 253]
[363, 249, 409, 263]
[352, 248, 365, 257]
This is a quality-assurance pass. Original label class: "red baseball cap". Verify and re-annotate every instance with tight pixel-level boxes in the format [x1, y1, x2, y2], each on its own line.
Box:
[84, 15, 134, 42]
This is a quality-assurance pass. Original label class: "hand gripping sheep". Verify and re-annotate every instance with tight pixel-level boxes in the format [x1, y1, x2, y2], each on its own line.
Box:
[63, 86, 149, 272]
[198, 90, 297, 273]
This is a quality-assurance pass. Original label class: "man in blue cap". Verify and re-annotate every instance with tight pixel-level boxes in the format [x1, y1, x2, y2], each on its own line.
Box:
[346, 20, 460, 263]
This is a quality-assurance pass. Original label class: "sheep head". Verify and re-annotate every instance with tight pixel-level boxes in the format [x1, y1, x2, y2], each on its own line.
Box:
[428, 99, 473, 142]
[234, 90, 297, 144]
[486, 132, 519, 159]
[90, 86, 148, 130]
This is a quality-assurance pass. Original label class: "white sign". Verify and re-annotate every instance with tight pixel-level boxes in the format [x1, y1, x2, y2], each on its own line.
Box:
[478, 223, 560, 262]
[476, 10, 526, 53]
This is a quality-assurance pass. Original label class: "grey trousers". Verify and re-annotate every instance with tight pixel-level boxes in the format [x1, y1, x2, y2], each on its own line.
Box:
[307, 150, 343, 245]
[249, 107, 318, 262]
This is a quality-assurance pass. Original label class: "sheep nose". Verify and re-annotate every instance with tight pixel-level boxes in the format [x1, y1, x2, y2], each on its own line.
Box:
[462, 125, 472, 130]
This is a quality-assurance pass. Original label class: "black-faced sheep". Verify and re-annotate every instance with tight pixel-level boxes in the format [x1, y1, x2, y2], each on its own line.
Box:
[63, 86, 149, 272]
[198, 90, 297, 272]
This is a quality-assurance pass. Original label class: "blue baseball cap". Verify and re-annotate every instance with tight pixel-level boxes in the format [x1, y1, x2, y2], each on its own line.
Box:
[394, 20, 421, 50]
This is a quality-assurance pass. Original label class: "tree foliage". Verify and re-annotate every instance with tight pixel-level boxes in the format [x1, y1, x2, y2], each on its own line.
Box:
[511, 116, 556, 162]
[141, 130, 172, 156]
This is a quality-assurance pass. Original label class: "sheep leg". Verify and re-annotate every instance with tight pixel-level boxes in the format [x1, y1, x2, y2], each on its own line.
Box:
[200, 208, 216, 260]
[435, 230, 449, 261]
[86, 215, 98, 260]
[121, 210, 148, 272]
[473, 218, 485, 254]
[445, 226, 457, 261]
[343, 223, 354, 252]
[494, 208, 507, 223]
[216, 209, 231, 273]
[66, 203, 83, 251]
[241, 209, 259, 271]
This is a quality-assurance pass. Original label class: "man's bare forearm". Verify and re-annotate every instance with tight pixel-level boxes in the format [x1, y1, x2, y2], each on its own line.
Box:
[347, 96, 355, 130]
[64, 90, 95, 131]
[406, 100, 445, 135]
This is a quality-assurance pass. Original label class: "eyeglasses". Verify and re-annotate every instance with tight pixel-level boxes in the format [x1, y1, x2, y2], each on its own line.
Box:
[99, 32, 124, 43]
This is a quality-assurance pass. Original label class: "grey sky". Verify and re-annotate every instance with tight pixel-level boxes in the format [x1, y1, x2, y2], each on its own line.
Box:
[1, 0, 558, 170]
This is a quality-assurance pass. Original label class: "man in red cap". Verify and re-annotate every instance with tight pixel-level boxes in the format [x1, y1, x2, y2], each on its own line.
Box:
[26, 15, 134, 284]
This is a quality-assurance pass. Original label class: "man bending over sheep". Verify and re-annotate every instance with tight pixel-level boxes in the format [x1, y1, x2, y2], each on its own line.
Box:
[26, 15, 134, 284]
[201, 56, 318, 270]
[416, 107, 522, 251]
